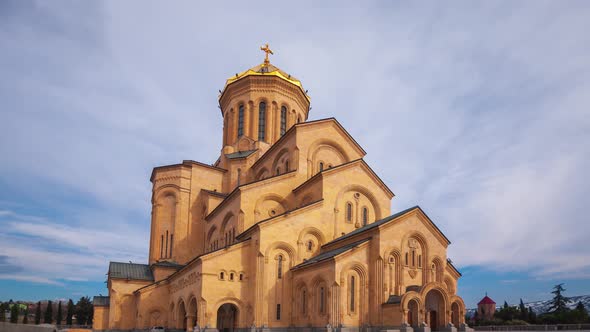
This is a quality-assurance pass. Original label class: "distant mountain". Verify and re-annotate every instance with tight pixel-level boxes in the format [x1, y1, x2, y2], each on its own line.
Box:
[467, 295, 590, 317]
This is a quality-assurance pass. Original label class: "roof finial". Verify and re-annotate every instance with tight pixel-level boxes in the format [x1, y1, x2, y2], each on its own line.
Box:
[260, 43, 273, 65]
[486, 291, 488, 296]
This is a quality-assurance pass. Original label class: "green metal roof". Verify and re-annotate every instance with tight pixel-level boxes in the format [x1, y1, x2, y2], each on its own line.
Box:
[108, 262, 153, 281]
[225, 150, 257, 159]
[292, 238, 370, 270]
[93, 296, 110, 306]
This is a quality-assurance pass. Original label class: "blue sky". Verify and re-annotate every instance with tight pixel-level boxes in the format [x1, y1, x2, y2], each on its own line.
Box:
[1, 1, 589, 308]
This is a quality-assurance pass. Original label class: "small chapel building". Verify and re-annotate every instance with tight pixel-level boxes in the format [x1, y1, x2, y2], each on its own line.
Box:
[93, 46, 470, 332]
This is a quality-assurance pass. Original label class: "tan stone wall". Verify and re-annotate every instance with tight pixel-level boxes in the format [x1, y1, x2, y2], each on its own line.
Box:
[92, 306, 109, 330]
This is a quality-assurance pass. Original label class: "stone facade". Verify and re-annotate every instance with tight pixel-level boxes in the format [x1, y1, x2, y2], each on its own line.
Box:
[93, 57, 468, 332]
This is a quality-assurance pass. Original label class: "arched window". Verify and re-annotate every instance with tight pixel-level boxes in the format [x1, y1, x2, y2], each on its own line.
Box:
[276, 304, 281, 320]
[237, 168, 241, 186]
[238, 104, 244, 137]
[169, 234, 173, 257]
[258, 102, 266, 141]
[418, 254, 422, 268]
[319, 162, 324, 172]
[285, 160, 289, 172]
[276, 167, 280, 175]
[319, 286, 325, 313]
[277, 255, 283, 279]
[302, 289, 307, 314]
[230, 273, 234, 281]
[412, 251, 416, 267]
[220, 272, 224, 280]
[165, 230, 169, 257]
[346, 202, 353, 222]
[362, 207, 368, 226]
[350, 275, 356, 312]
[239, 273, 244, 281]
[280, 106, 287, 136]
[307, 240, 313, 251]
[160, 235, 164, 258]
[405, 252, 409, 265]
[297, 115, 301, 123]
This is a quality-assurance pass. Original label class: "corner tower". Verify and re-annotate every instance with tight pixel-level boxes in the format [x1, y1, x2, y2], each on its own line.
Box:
[218, 44, 311, 158]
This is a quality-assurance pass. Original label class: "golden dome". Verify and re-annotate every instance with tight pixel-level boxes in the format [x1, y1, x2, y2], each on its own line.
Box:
[220, 62, 310, 101]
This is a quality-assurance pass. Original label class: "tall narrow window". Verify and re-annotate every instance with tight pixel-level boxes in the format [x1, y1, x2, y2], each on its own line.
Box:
[237, 168, 241, 186]
[362, 207, 368, 226]
[165, 230, 169, 258]
[277, 255, 283, 279]
[412, 251, 416, 267]
[285, 160, 289, 172]
[319, 287, 325, 313]
[346, 203, 353, 222]
[169, 234, 174, 257]
[418, 254, 422, 268]
[276, 167, 280, 175]
[258, 102, 266, 141]
[160, 235, 164, 258]
[350, 276, 356, 312]
[276, 304, 281, 320]
[302, 290, 307, 314]
[238, 104, 244, 137]
[280, 106, 287, 136]
[405, 252, 409, 265]
[319, 162, 324, 172]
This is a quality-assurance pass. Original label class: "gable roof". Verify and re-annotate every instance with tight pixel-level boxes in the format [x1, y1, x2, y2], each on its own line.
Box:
[324, 205, 451, 248]
[292, 238, 370, 270]
[478, 295, 496, 305]
[108, 262, 154, 281]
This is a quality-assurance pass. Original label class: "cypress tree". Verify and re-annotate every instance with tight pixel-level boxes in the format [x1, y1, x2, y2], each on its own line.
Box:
[44, 300, 52, 324]
[10, 304, 18, 323]
[0, 302, 6, 322]
[34, 302, 41, 324]
[22, 308, 28, 324]
[56, 301, 62, 325]
[66, 299, 74, 326]
[519, 298, 527, 320]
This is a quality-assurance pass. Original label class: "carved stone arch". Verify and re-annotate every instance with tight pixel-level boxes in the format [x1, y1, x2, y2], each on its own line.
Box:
[307, 138, 350, 165]
[400, 292, 423, 310]
[297, 226, 327, 245]
[401, 231, 430, 282]
[337, 184, 383, 219]
[271, 147, 290, 174]
[339, 261, 369, 324]
[420, 282, 450, 329]
[206, 225, 217, 242]
[220, 212, 235, 234]
[154, 185, 180, 202]
[213, 296, 247, 327]
[254, 193, 287, 221]
[383, 247, 403, 296]
[255, 167, 269, 181]
[444, 275, 455, 295]
[263, 241, 296, 266]
[430, 256, 445, 283]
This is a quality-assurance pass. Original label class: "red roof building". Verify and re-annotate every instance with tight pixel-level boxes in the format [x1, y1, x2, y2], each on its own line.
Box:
[477, 295, 496, 320]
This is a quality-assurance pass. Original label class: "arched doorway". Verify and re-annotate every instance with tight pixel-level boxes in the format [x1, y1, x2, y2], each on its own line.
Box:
[217, 303, 238, 332]
[188, 298, 198, 330]
[407, 299, 419, 327]
[425, 289, 446, 330]
[451, 302, 460, 327]
[177, 300, 187, 330]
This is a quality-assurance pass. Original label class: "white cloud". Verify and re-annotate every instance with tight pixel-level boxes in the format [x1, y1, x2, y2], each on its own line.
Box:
[0, 0, 588, 285]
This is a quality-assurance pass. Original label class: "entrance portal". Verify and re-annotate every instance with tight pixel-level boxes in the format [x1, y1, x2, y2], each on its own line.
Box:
[217, 303, 238, 332]
[407, 299, 419, 327]
[425, 289, 445, 330]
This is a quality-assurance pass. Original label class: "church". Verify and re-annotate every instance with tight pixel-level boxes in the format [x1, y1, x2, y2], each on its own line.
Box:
[92, 45, 470, 332]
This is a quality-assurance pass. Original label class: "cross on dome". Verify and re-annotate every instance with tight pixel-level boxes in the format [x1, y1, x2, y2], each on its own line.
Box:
[260, 43, 273, 65]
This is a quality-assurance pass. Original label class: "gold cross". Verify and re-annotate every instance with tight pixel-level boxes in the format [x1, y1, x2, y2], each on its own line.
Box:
[260, 43, 273, 65]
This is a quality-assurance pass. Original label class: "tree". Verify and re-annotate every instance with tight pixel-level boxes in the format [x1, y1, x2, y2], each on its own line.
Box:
[10, 303, 19, 323]
[548, 283, 569, 313]
[528, 306, 537, 324]
[66, 300, 74, 326]
[44, 300, 53, 324]
[34, 302, 41, 324]
[56, 301, 62, 325]
[75, 297, 92, 325]
[22, 308, 28, 324]
[0, 302, 6, 322]
[519, 299, 527, 320]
